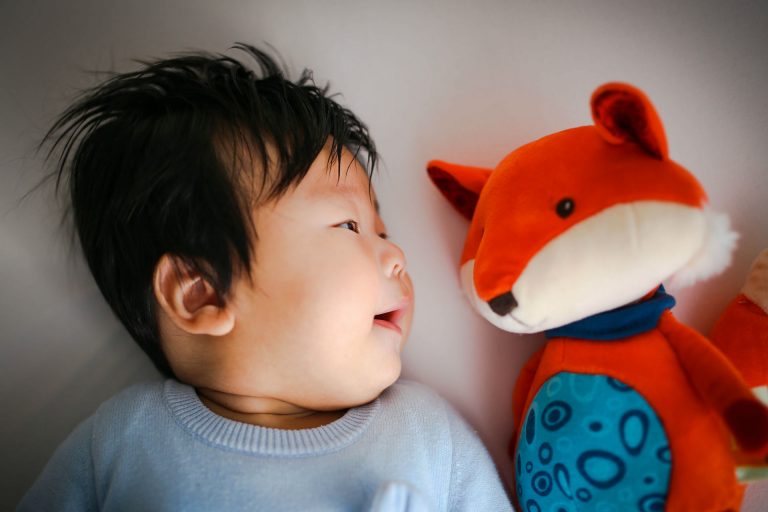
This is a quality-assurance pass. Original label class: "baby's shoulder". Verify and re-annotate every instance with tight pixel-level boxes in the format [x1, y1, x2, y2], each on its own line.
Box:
[374, 379, 490, 458]
[97, 378, 165, 409]
[383, 378, 444, 402]
[384, 378, 443, 401]
[89, 379, 167, 431]
[378, 379, 458, 426]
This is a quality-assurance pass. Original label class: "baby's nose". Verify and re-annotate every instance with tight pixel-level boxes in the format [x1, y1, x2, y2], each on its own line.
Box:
[382, 240, 407, 278]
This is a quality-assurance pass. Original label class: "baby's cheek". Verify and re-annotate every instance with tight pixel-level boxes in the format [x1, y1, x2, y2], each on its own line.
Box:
[404, 272, 415, 302]
[401, 274, 416, 335]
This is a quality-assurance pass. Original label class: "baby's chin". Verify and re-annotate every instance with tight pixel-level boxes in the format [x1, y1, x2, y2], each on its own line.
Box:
[313, 365, 403, 411]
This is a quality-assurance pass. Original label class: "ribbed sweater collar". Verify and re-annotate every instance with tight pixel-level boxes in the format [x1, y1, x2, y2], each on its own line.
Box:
[163, 379, 379, 457]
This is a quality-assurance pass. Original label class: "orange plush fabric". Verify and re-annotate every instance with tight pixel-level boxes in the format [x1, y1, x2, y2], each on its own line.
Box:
[429, 85, 707, 303]
[511, 314, 752, 511]
[427, 82, 768, 511]
[472, 127, 705, 301]
[712, 294, 768, 390]
[711, 286, 768, 476]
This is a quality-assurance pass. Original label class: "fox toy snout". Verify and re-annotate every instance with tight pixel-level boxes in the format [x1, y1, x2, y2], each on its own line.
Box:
[488, 291, 517, 316]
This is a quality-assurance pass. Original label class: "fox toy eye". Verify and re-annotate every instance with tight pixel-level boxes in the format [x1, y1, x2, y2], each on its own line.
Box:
[556, 198, 575, 218]
[337, 220, 360, 233]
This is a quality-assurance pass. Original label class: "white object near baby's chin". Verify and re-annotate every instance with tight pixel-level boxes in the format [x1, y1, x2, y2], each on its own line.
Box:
[460, 201, 737, 334]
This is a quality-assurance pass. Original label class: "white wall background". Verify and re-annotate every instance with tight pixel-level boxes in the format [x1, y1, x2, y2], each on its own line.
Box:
[2, 1, 767, 509]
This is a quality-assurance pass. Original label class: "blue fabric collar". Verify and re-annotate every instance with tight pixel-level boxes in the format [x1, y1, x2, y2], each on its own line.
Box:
[544, 286, 675, 341]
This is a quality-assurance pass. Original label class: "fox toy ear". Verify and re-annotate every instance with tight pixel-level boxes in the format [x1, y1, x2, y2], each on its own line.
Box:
[591, 82, 669, 160]
[427, 160, 492, 220]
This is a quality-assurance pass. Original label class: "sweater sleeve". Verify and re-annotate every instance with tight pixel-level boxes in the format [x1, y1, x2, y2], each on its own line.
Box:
[444, 403, 514, 511]
[16, 416, 98, 512]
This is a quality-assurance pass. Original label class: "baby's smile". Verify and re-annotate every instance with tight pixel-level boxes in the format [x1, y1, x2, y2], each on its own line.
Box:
[373, 297, 412, 335]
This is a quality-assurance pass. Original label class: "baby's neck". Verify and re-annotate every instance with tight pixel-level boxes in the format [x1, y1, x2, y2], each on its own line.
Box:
[196, 388, 347, 430]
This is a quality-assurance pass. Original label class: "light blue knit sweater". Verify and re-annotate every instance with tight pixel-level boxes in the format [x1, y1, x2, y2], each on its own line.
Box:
[18, 379, 513, 511]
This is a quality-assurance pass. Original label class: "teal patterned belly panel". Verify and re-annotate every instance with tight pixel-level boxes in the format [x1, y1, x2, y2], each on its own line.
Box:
[515, 372, 671, 512]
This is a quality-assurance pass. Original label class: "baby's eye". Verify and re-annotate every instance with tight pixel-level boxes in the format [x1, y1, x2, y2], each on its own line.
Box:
[337, 220, 360, 233]
[378, 232, 389, 240]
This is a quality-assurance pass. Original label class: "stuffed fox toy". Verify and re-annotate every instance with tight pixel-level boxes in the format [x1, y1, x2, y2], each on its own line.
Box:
[427, 83, 768, 511]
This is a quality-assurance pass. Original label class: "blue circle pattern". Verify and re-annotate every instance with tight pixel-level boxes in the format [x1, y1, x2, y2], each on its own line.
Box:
[516, 373, 670, 511]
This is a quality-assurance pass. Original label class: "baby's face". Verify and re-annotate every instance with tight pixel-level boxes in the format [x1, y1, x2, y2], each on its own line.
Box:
[213, 146, 413, 410]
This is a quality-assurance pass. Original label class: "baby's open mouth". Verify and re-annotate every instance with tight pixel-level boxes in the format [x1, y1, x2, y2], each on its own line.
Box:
[373, 299, 410, 335]
[374, 310, 396, 322]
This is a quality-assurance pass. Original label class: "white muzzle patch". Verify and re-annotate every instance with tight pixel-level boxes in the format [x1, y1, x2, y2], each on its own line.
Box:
[459, 201, 734, 333]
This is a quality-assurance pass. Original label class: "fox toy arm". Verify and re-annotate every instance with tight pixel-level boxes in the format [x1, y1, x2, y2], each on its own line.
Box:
[511, 347, 544, 431]
[508, 346, 544, 512]
[510, 346, 544, 449]
[658, 311, 768, 455]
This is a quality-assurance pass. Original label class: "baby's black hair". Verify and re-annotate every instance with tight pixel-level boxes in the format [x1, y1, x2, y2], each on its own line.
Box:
[41, 43, 378, 377]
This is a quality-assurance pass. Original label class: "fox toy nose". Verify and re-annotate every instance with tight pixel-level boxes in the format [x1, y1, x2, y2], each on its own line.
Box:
[488, 291, 517, 316]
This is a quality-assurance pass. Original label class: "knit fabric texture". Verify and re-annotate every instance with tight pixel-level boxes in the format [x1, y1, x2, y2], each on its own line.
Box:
[18, 379, 512, 511]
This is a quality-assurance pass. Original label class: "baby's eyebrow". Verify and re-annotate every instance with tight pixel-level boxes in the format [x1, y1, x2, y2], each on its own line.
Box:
[326, 183, 380, 214]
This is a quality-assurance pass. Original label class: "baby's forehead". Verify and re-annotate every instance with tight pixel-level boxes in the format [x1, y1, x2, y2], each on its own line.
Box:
[305, 163, 380, 214]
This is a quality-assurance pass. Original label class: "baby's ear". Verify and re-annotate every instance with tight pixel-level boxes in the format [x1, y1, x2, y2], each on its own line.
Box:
[591, 82, 668, 160]
[427, 160, 492, 220]
[153, 254, 235, 337]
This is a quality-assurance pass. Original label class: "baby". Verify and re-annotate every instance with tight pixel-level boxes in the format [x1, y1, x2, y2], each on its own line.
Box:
[18, 44, 512, 511]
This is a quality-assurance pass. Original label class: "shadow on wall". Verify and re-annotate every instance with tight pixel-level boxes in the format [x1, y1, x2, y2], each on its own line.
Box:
[4, 321, 160, 509]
